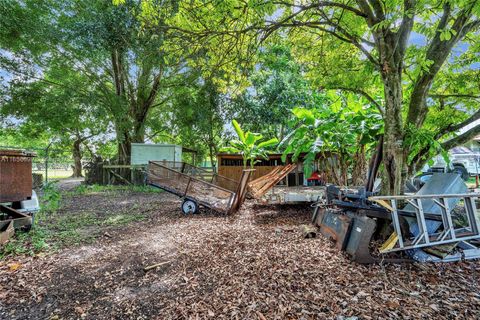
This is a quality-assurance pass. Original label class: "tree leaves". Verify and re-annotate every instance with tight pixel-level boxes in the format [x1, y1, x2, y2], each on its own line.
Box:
[232, 119, 245, 142]
[257, 138, 278, 149]
[283, 92, 382, 185]
[291, 107, 315, 126]
[222, 119, 278, 168]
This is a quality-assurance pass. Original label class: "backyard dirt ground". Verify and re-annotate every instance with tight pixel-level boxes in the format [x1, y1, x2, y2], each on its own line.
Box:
[1, 185, 480, 320]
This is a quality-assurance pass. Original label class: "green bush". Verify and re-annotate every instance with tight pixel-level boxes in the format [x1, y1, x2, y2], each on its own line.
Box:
[40, 181, 62, 213]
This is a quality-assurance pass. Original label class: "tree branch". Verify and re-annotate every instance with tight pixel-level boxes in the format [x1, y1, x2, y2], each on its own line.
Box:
[272, 20, 380, 67]
[464, 19, 480, 33]
[406, 2, 478, 128]
[355, 0, 379, 27]
[430, 93, 480, 100]
[317, 12, 380, 67]
[272, 1, 367, 18]
[368, 0, 386, 20]
[395, 0, 416, 59]
[436, 109, 480, 140]
[150, 92, 176, 109]
[442, 124, 480, 151]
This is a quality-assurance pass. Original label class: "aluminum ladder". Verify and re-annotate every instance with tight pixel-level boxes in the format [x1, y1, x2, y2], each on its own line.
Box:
[370, 193, 480, 261]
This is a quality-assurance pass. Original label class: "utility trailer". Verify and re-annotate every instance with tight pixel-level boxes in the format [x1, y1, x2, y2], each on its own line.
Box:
[147, 161, 252, 214]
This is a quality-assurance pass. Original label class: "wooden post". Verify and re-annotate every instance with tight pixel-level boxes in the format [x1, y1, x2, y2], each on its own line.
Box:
[295, 164, 299, 186]
[231, 169, 255, 212]
[102, 165, 106, 185]
[109, 170, 132, 185]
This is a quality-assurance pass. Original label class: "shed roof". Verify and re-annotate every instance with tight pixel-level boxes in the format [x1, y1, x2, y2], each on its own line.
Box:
[217, 152, 325, 160]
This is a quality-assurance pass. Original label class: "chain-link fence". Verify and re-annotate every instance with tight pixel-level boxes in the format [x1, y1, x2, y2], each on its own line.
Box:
[0, 145, 90, 186]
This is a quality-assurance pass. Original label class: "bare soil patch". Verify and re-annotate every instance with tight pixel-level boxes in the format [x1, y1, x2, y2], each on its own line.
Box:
[1, 187, 479, 319]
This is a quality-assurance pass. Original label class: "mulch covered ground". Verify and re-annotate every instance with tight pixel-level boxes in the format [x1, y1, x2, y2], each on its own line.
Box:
[1, 188, 480, 319]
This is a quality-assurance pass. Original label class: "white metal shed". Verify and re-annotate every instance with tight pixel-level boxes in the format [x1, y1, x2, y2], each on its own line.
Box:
[131, 143, 182, 165]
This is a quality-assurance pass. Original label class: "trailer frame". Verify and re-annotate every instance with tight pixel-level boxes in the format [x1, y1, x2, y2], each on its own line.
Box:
[147, 161, 252, 214]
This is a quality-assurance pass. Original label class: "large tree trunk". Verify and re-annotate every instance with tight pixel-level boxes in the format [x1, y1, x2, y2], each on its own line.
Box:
[381, 66, 407, 195]
[117, 131, 132, 166]
[72, 139, 83, 178]
[115, 131, 133, 184]
[116, 116, 146, 166]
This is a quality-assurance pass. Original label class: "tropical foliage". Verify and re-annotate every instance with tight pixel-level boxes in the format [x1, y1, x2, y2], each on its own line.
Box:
[159, 0, 480, 194]
[227, 44, 319, 141]
[222, 120, 278, 169]
[1, 0, 479, 194]
[282, 92, 383, 185]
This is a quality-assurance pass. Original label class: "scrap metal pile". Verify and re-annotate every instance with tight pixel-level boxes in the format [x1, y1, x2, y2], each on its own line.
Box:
[243, 137, 480, 263]
[313, 173, 480, 263]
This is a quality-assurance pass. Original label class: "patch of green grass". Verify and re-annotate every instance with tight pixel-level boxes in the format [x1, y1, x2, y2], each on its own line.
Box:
[54, 211, 99, 229]
[41, 181, 62, 212]
[1, 182, 151, 260]
[71, 184, 162, 195]
[51, 229, 97, 246]
[0, 228, 50, 259]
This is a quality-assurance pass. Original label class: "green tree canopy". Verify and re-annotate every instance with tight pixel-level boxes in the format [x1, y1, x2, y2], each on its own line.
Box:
[156, 0, 480, 193]
[1, 0, 189, 166]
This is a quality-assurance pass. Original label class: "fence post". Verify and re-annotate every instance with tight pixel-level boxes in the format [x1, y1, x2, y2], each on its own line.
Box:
[45, 144, 50, 183]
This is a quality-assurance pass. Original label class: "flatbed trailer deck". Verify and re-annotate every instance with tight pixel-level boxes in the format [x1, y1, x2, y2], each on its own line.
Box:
[257, 185, 326, 204]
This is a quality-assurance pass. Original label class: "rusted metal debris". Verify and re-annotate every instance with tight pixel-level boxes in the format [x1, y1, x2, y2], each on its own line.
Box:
[259, 186, 326, 205]
[300, 224, 317, 238]
[314, 174, 480, 264]
[0, 149, 36, 243]
[0, 205, 33, 244]
[316, 209, 353, 251]
[0, 149, 36, 203]
[0, 220, 14, 245]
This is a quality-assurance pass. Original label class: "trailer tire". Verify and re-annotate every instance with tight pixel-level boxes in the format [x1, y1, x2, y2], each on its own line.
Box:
[181, 199, 199, 214]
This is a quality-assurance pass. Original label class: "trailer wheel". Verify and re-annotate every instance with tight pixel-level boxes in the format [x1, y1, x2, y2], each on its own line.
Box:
[181, 199, 199, 214]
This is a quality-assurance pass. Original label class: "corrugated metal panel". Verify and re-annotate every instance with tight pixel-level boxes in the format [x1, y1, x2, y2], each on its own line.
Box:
[404, 173, 467, 215]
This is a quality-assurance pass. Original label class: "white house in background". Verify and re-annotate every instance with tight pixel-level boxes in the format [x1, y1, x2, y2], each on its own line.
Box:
[422, 122, 480, 179]
[458, 119, 480, 152]
[464, 135, 480, 152]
